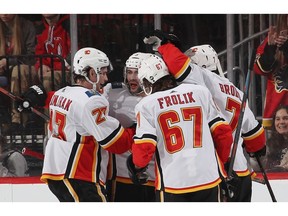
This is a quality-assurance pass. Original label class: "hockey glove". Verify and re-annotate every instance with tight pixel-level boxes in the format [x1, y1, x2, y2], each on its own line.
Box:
[143, 29, 181, 51]
[221, 171, 241, 201]
[247, 145, 266, 158]
[126, 154, 148, 185]
[17, 85, 47, 112]
[221, 162, 241, 201]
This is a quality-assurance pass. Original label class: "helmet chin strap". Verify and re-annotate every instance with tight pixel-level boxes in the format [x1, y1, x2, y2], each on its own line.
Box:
[143, 85, 152, 96]
[84, 70, 99, 93]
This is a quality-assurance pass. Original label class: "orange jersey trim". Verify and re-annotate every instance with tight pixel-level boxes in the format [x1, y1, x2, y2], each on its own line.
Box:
[164, 178, 221, 194]
[116, 176, 155, 187]
[40, 173, 65, 183]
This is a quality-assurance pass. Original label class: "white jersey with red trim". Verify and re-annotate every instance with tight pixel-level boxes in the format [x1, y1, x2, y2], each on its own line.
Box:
[178, 64, 265, 175]
[158, 43, 265, 176]
[103, 83, 155, 185]
[41, 85, 128, 184]
[133, 83, 232, 193]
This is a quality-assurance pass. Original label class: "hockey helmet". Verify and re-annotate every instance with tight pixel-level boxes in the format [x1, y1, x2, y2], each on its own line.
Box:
[184, 44, 225, 77]
[124, 52, 151, 84]
[73, 47, 112, 77]
[138, 54, 169, 86]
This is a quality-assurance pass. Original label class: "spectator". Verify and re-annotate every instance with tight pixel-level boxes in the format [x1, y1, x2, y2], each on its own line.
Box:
[0, 14, 39, 132]
[128, 54, 233, 202]
[0, 135, 29, 177]
[254, 14, 288, 129]
[265, 105, 288, 172]
[35, 14, 71, 93]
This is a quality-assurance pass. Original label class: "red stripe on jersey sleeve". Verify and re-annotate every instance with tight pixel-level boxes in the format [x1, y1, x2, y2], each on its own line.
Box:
[158, 43, 190, 78]
[105, 127, 135, 154]
[132, 142, 156, 168]
[211, 123, 233, 163]
[243, 128, 266, 153]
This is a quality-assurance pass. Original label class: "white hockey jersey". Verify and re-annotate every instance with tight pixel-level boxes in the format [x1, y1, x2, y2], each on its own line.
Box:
[158, 43, 266, 176]
[41, 85, 134, 184]
[132, 83, 233, 193]
[103, 83, 155, 186]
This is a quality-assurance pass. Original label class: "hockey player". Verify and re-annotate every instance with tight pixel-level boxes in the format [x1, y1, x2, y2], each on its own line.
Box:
[103, 52, 156, 202]
[127, 54, 234, 202]
[41, 47, 136, 202]
[143, 30, 266, 202]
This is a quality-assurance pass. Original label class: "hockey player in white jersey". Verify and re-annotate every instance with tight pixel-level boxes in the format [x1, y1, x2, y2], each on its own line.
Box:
[41, 47, 136, 202]
[103, 52, 156, 202]
[128, 54, 234, 202]
[143, 30, 266, 202]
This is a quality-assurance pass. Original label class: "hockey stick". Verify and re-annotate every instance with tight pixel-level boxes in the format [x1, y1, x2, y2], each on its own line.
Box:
[22, 147, 44, 160]
[0, 86, 49, 122]
[227, 50, 256, 178]
[255, 155, 277, 202]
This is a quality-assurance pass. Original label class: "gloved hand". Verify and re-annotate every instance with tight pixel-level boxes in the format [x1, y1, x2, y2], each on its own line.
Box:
[221, 171, 241, 201]
[221, 162, 241, 201]
[143, 29, 181, 51]
[247, 145, 266, 158]
[17, 85, 47, 112]
[126, 154, 148, 185]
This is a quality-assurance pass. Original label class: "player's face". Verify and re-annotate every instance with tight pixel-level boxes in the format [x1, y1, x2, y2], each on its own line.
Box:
[97, 67, 109, 90]
[126, 68, 142, 94]
[275, 108, 288, 135]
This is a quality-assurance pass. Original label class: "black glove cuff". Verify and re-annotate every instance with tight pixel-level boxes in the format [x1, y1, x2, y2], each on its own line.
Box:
[126, 154, 148, 185]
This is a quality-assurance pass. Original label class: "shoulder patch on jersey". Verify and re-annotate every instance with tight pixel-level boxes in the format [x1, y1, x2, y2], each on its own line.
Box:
[85, 90, 101, 97]
[111, 82, 123, 89]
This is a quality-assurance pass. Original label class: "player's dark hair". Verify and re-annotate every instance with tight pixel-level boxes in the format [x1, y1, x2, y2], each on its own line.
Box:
[151, 75, 177, 93]
[73, 66, 92, 83]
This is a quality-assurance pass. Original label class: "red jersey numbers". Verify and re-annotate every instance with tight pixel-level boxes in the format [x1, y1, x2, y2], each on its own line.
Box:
[226, 97, 241, 132]
[155, 63, 162, 70]
[49, 110, 67, 141]
[158, 107, 202, 154]
[92, 106, 107, 125]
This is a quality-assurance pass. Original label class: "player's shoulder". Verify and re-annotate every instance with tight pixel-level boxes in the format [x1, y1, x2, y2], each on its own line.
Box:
[60, 86, 104, 102]
[179, 82, 209, 92]
[111, 82, 124, 89]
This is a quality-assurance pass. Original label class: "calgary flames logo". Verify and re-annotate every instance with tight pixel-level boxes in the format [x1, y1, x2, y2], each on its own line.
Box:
[274, 65, 288, 92]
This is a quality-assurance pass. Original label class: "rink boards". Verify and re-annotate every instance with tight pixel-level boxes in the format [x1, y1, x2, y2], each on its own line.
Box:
[0, 173, 287, 202]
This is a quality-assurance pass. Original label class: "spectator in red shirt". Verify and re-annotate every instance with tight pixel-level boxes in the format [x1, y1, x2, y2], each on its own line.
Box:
[254, 14, 288, 129]
[35, 14, 71, 93]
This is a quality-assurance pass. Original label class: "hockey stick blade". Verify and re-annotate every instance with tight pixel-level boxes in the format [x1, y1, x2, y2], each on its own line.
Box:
[0, 86, 49, 121]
